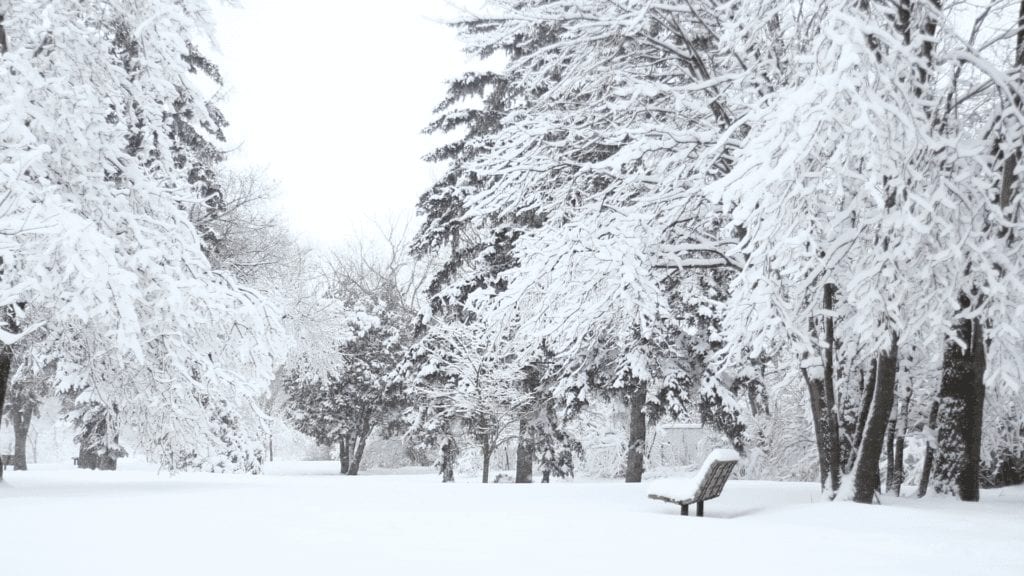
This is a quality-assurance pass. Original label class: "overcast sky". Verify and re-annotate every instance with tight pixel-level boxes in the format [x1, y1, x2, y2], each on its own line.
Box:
[212, 1, 478, 247]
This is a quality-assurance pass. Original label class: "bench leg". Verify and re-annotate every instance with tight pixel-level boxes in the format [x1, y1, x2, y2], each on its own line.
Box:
[697, 501, 704, 517]
[681, 504, 688, 516]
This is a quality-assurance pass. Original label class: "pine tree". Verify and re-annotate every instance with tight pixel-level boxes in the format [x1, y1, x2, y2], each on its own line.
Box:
[410, 14, 561, 482]
[432, 0, 735, 482]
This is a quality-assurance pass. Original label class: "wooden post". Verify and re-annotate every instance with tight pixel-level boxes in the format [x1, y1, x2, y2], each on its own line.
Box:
[697, 501, 704, 517]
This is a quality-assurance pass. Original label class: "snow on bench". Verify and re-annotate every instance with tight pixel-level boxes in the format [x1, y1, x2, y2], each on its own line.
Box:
[647, 448, 740, 517]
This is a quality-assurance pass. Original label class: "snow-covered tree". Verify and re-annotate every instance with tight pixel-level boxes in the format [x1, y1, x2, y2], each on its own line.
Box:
[0, 0, 285, 474]
[415, 0, 1024, 499]
[1, 349, 48, 471]
[405, 319, 530, 483]
[418, 0, 735, 482]
[709, 0, 1023, 501]
[284, 308, 407, 476]
[285, 228, 424, 475]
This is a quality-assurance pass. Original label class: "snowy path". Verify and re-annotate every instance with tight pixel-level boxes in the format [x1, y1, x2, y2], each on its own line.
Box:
[1, 462, 1021, 576]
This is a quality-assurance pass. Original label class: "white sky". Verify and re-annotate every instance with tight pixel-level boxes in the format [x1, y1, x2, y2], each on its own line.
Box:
[212, 0, 478, 247]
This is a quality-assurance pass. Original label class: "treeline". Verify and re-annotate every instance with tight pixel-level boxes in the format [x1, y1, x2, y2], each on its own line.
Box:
[393, 0, 1024, 500]
[2, 1, 1021, 500]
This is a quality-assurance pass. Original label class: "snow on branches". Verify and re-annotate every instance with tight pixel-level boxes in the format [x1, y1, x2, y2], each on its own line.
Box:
[0, 0, 285, 472]
[415, 0, 1024, 491]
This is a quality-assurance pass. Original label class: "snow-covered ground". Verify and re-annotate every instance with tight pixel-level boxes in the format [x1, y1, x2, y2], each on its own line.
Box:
[1, 461, 1021, 576]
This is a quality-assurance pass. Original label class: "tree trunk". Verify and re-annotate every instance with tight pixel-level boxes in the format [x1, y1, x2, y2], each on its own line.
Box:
[746, 382, 761, 417]
[893, 431, 905, 496]
[821, 283, 842, 494]
[884, 405, 897, 493]
[891, 384, 912, 497]
[12, 408, 31, 471]
[851, 335, 899, 504]
[440, 436, 456, 483]
[846, 360, 877, 474]
[624, 381, 647, 483]
[917, 400, 939, 497]
[0, 13, 8, 54]
[481, 435, 491, 484]
[934, 301, 986, 502]
[346, 433, 368, 476]
[78, 444, 98, 470]
[802, 369, 829, 490]
[0, 322, 12, 481]
[515, 419, 533, 483]
[339, 438, 350, 475]
[998, 0, 1023, 229]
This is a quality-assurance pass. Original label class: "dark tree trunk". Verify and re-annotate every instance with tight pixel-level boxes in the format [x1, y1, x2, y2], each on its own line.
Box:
[918, 400, 940, 497]
[12, 408, 31, 471]
[884, 405, 897, 493]
[0, 14, 9, 54]
[998, 0, 1023, 227]
[624, 381, 647, 483]
[481, 435, 491, 484]
[821, 283, 842, 493]
[515, 419, 533, 483]
[339, 438, 349, 475]
[802, 369, 829, 490]
[847, 360, 877, 474]
[440, 437, 456, 483]
[78, 444, 98, 470]
[0, 348, 10, 481]
[851, 336, 899, 504]
[934, 301, 986, 502]
[746, 383, 761, 417]
[893, 431, 905, 496]
[0, 306, 15, 481]
[516, 369, 538, 483]
[891, 385, 912, 497]
[347, 434, 368, 476]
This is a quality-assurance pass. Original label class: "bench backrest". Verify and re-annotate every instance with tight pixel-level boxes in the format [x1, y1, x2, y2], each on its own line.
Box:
[696, 459, 738, 501]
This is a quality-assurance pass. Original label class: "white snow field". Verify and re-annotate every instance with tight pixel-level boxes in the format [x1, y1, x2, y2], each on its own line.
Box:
[1, 462, 1021, 576]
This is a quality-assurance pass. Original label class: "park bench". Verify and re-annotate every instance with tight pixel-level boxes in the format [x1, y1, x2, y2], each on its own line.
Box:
[647, 448, 740, 517]
[1, 454, 14, 470]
